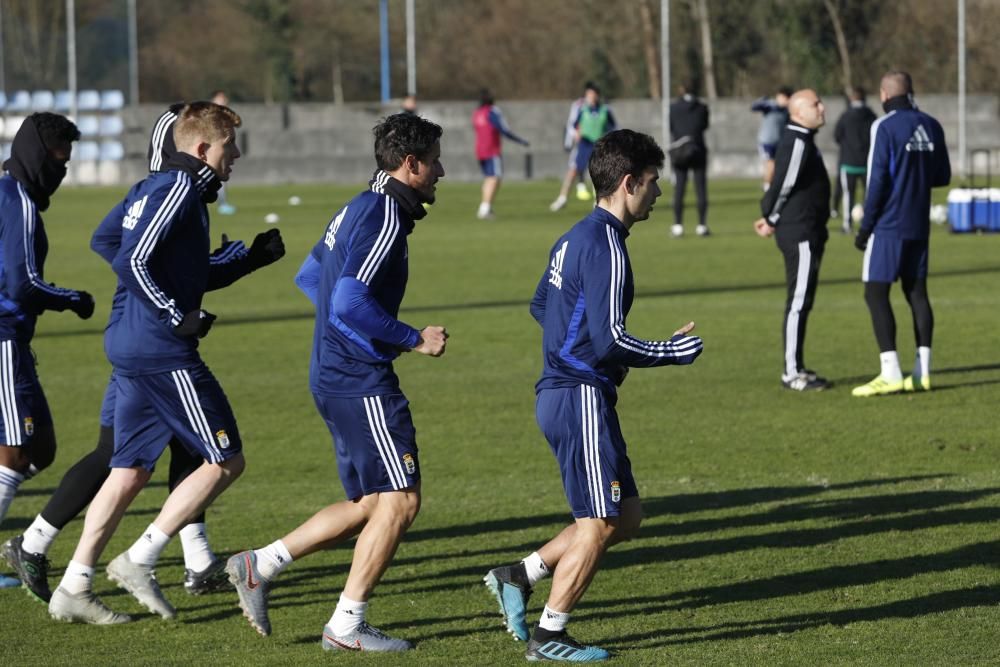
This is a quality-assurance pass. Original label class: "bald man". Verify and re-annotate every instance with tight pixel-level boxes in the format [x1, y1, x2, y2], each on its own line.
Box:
[754, 89, 831, 391]
[852, 71, 950, 397]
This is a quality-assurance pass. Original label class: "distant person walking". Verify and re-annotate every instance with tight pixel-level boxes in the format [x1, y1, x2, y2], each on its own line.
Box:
[211, 90, 237, 215]
[831, 86, 877, 233]
[550, 83, 591, 211]
[549, 82, 616, 212]
[472, 89, 529, 220]
[851, 71, 950, 397]
[668, 82, 710, 237]
[753, 89, 831, 392]
[752, 86, 793, 190]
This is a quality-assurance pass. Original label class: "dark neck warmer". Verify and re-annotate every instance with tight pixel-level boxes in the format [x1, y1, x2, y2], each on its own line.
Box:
[163, 152, 223, 203]
[369, 170, 428, 223]
[883, 94, 915, 114]
[3, 116, 66, 211]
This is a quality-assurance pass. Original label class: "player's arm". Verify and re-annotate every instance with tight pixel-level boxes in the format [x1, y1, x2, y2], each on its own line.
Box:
[932, 120, 951, 188]
[760, 136, 802, 226]
[488, 108, 529, 146]
[111, 175, 191, 329]
[91, 198, 127, 265]
[860, 123, 892, 235]
[583, 241, 702, 368]
[331, 200, 422, 352]
[702, 104, 710, 132]
[750, 97, 772, 113]
[205, 229, 285, 291]
[834, 114, 846, 144]
[529, 268, 548, 326]
[605, 108, 618, 133]
[294, 247, 322, 307]
[6, 196, 92, 317]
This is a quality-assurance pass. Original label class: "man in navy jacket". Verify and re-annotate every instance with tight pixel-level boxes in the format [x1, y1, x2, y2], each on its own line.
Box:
[852, 71, 950, 397]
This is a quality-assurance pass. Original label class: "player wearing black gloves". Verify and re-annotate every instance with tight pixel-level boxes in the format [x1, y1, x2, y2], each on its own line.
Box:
[0, 112, 90, 530]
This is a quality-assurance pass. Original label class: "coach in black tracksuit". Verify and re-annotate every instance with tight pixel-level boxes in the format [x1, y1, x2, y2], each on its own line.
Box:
[669, 84, 710, 236]
[753, 89, 830, 391]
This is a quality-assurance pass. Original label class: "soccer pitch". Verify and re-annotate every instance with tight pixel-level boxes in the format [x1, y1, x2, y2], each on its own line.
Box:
[1, 178, 999, 665]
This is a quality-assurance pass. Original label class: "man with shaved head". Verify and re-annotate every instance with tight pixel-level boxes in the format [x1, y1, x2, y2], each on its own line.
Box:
[754, 88, 831, 391]
[851, 71, 950, 397]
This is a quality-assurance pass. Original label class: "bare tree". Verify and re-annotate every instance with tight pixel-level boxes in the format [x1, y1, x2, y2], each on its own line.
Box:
[638, 0, 660, 99]
[823, 0, 852, 95]
[692, 0, 717, 100]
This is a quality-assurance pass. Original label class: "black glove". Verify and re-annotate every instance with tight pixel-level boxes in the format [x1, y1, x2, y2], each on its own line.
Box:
[247, 229, 285, 270]
[854, 228, 871, 251]
[174, 309, 216, 338]
[70, 291, 95, 320]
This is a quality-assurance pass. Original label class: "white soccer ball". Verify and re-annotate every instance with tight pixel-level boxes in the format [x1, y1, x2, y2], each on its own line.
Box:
[930, 203, 948, 225]
[264, 212, 280, 224]
[288, 195, 302, 206]
[850, 204, 864, 224]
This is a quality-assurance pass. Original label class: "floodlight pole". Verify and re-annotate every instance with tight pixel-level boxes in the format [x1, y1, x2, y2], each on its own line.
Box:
[957, 0, 966, 178]
[379, 0, 390, 104]
[405, 0, 415, 96]
[0, 2, 6, 94]
[127, 0, 139, 105]
[661, 0, 670, 172]
[66, 0, 77, 120]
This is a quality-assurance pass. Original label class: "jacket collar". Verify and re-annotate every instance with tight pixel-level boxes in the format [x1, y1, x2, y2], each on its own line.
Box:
[591, 206, 630, 238]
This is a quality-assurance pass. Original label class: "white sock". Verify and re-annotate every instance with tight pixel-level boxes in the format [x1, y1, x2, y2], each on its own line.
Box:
[477, 202, 491, 216]
[330, 594, 368, 635]
[60, 560, 96, 595]
[522, 552, 550, 587]
[0, 465, 25, 526]
[254, 540, 293, 581]
[879, 351, 902, 381]
[538, 605, 571, 633]
[179, 522, 215, 572]
[127, 523, 171, 567]
[21, 515, 60, 556]
[915, 346, 931, 378]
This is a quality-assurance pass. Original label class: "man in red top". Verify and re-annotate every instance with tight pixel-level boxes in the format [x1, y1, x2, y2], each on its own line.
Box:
[472, 89, 529, 220]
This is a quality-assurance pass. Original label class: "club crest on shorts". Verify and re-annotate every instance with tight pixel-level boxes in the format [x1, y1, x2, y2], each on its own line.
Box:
[216, 429, 230, 449]
[23, 416, 34, 436]
[402, 453, 416, 475]
[610, 480, 621, 502]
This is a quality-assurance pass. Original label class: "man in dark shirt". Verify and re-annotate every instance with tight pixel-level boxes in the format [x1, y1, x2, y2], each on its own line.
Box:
[831, 86, 877, 233]
[753, 89, 831, 392]
[668, 83, 711, 237]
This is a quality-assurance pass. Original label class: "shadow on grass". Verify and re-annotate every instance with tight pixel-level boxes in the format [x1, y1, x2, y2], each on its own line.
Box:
[831, 361, 1000, 387]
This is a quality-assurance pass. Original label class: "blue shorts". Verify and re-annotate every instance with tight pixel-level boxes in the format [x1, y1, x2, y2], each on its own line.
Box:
[536, 385, 638, 519]
[314, 392, 419, 499]
[112, 363, 242, 470]
[99, 373, 117, 428]
[0, 341, 52, 446]
[574, 140, 596, 173]
[862, 234, 929, 283]
[479, 156, 503, 177]
[759, 143, 778, 160]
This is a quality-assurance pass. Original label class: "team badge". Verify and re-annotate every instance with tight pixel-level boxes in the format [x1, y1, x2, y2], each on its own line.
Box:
[402, 453, 416, 475]
[216, 430, 230, 449]
[610, 481, 621, 502]
[23, 417, 34, 436]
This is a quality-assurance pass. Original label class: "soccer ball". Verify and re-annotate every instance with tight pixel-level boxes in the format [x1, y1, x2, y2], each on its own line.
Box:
[930, 203, 948, 225]
[850, 204, 864, 224]
[288, 195, 302, 206]
[264, 212, 280, 224]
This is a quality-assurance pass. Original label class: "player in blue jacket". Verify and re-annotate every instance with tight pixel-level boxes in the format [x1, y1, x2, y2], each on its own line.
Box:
[852, 72, 951, 397]
[0, 113, 92, 536]
[50, 102, 283, 624]
[227, 113, 447, 652]
[3, 104, 278, 604]
[485, 130, 703, 662]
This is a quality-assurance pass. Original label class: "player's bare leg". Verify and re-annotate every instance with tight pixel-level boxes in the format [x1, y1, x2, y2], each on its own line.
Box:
[70, 467, 152, 567]
[280, 495, 377, 558]
[342, 486, 420, 601]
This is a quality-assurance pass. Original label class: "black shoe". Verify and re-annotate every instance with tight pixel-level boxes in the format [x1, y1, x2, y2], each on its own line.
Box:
[184, 557, 232, 595]
[526, 630, 610, 662]
[2, 535, 52, 603]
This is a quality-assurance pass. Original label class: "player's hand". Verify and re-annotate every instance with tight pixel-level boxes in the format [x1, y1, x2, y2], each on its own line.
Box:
[854, 228, 871, 251]
[247, 229, 286, 269]
[71, 291, 95, 320]
[609, 365, 629, 386]
[174, 309, 216, 338]
[673, 321, 696, 337]
[413, 326, 447, 357]
[753, 218, 774, 237]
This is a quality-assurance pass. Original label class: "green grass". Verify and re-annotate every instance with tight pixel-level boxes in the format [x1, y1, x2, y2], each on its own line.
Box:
[1, 178, 999, 666]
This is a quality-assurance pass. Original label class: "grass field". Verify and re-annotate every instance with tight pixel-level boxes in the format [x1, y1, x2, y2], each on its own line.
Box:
[1, 177, 998, 666]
